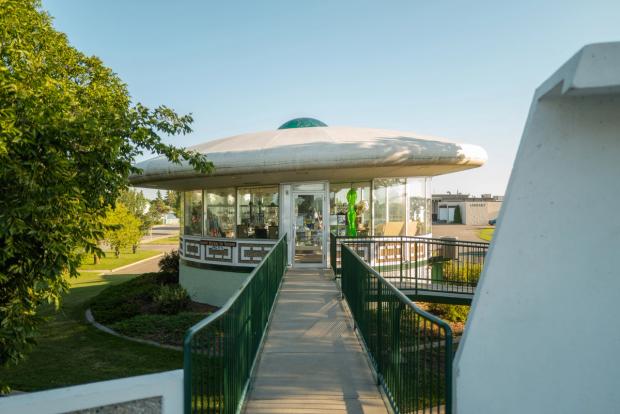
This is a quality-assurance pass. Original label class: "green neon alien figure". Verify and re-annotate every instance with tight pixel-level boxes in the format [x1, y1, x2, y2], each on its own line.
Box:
[346, 188, 357, 237]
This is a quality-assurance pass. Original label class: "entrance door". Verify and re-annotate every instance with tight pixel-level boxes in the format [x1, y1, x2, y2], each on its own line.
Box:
[292, 192, 325, 266]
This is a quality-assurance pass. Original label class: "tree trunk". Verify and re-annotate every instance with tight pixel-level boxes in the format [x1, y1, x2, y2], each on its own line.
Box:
[93, 254, 99, 265]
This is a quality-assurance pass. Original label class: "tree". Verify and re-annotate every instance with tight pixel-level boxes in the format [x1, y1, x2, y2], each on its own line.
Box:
[0, 0, 214, 369]
[150, 197, 168, 223]
[118, 189, 149, 219]
[119, 189, 156, 234]
[165, 190, 178, 212]
[102, 204, 142, 257]
[453, 205, 463, 224]
[169, 191, 182, 219]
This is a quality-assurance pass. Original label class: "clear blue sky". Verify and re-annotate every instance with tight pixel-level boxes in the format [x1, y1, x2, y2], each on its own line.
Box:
[43, 0, 620, 197]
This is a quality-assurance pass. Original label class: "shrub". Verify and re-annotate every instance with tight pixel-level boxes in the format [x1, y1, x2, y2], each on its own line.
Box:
[159, 250, 179, 282]
[155, 271, 178, 285]
[153, 285, 190, 315]
[443, 262, 482, 284]
[453, 205, 462, 224]
[427, 303, 471, 323]
[110, 313, 206, 346]
[89, 273, 161, 324]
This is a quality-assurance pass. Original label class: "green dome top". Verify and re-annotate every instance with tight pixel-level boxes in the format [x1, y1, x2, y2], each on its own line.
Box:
[278, 117, 327, 129]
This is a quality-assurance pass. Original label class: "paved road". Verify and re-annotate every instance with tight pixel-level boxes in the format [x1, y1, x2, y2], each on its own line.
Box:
[141, 224, 180, 244]
[244, 268, 388, 414]
[432, 224, 491, 242]
[107, 254, 166, 275]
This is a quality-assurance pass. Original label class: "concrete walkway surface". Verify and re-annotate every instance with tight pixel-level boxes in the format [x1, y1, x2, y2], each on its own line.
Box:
[244, 268, 389, 414]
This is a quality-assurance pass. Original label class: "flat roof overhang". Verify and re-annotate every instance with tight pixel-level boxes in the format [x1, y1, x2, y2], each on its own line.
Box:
[130, 126, 487, 190]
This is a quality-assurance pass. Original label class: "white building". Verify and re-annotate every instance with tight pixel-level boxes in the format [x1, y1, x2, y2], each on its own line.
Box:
[130, 118, 487, 305]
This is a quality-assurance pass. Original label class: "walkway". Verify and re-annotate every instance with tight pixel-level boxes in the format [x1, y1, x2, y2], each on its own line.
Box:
[244, 268, 388, 414]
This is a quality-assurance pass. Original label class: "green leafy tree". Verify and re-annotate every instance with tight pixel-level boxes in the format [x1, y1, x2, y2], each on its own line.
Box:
[102, 204, 142, 257]
[0, 0, 213, 370]
[119, 189, 156, 234]
[165, 191, 179, 213]
[150, 197, 168, 223]
[453, 205, 462, 224]
[171, 191, 182, 219]
[119, 189, 149, 218]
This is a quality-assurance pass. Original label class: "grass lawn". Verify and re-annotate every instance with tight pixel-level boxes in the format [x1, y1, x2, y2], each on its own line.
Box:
[478, 227, 495, 242]
[145, 235, 180, 245]
[0, 272, 183, 392]
[79, 248, 162, 271]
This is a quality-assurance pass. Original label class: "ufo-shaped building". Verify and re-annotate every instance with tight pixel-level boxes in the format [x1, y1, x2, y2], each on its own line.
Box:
[131, 118, 487, 305]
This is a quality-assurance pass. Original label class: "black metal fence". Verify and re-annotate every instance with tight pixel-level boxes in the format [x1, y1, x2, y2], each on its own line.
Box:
[183, 235, 288, 414]
[341, 244, 453, 413]
[331, 233, 488, 297]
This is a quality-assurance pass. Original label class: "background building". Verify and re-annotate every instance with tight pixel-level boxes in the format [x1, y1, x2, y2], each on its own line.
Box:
[432, 193, 503, 225]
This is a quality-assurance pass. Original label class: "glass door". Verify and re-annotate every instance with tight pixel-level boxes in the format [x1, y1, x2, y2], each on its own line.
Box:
[292, 192, 325, 266]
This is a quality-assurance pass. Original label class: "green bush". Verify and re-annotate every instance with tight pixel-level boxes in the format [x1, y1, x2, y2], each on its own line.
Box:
[158, 250, 179, 281]
[453, 205, 462, 224]
[427, 303, 471, 323]
[153, 285, 190, 315]
[88, 273, 161, 324]
[155, 271, 178, 285]
[110, 313, 205, 346]
[443, 262, 482, 284]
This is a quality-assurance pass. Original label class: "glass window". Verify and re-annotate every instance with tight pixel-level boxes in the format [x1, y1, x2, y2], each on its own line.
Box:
[407, 178, 430, 235]
[426, 178, 432, 234]
[329, 182, 371, 236]
[183, 190, 203, 236]
[237, 187, 279, 239]
[373, 178, 406, 236]
[206, 188, 236, 238]
[179, 192, 184, 235]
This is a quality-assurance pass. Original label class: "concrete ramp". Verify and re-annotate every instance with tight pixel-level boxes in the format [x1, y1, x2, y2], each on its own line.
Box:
[244, 268, 388, 414]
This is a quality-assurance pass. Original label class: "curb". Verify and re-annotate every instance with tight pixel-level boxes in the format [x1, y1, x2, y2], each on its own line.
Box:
[85, 309, 182, 352]
[107, 253, 164, 274]
[78, 253, 165, 274]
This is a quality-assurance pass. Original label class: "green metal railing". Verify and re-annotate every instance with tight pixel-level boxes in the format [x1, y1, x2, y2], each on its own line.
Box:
[341, 244, 453, 414]
[332, 233, 487, 300]
[183, 235, 288, 414]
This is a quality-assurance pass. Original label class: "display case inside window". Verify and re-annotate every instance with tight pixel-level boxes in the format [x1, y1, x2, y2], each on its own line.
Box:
[373, 178, 406, 236]
[206, 188, 236, 238]
[237, 186, 279, 239]
[183, 190, 203, 236]
[329, 182, 371, 236]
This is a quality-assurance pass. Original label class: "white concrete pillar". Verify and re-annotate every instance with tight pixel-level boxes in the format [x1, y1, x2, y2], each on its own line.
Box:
[454, 42, 620, 414]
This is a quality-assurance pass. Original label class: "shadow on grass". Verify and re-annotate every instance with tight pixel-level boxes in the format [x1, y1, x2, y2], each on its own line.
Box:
[0, 272, 183, 392]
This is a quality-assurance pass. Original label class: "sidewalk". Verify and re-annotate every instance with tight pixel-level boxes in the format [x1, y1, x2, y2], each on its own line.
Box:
[244, 268, 388, 414]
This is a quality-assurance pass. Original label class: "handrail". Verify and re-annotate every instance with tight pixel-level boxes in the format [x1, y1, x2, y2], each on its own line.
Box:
[344, 243, 454, 328]
[341, 243, 453, 413]
[183, 234, 288, 414]
[331, 232, 487, 298]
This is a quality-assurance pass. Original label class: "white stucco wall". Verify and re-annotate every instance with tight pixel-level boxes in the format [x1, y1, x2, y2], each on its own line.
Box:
[463, 201, 501, 225]
[0, 370, 183, 414]
[180, 264, 249, 306]
[454, 42, 620, 413]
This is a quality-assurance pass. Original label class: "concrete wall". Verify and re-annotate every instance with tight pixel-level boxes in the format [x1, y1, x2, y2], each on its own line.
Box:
[463, 201, 501, 225]
[454, 43, 620, 414]
[180, 263, 249, 306]
[438, 201, 501, 225]
[0, 370, 183, 414]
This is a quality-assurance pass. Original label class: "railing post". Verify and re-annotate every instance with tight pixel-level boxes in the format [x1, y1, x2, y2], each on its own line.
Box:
[414, 240, 418, 295]
[399, 238, 403, 287]
[376, 278, 383, 386]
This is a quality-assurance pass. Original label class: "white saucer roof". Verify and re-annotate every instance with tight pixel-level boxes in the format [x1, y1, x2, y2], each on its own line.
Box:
[130, 119, 487, 190]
